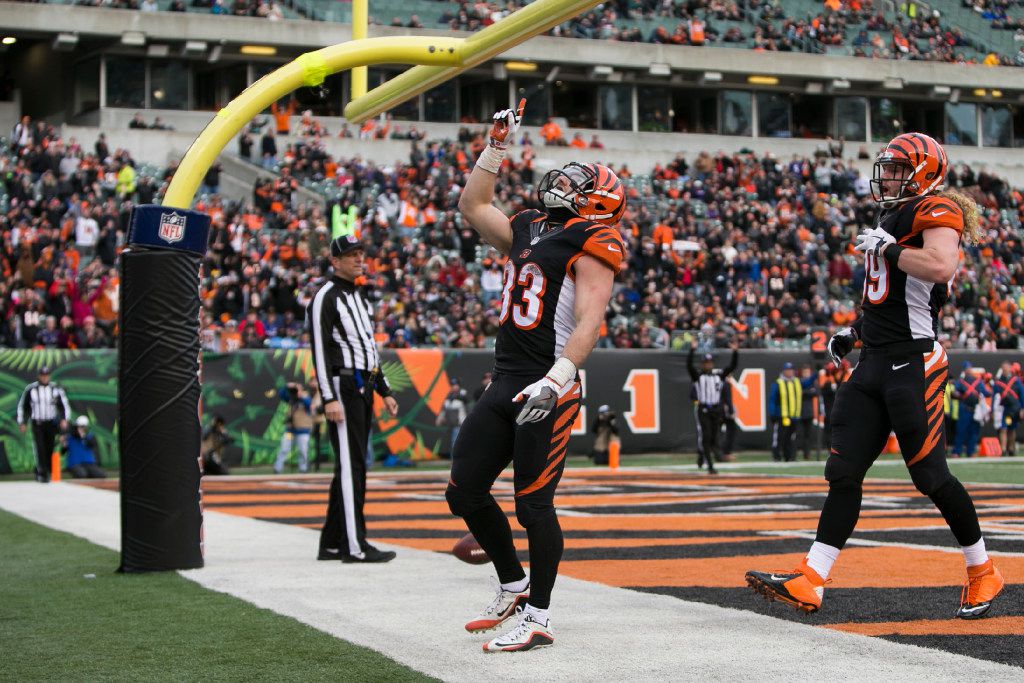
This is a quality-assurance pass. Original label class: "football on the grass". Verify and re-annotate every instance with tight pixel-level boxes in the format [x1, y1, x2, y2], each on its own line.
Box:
[452, 533, 490, 564]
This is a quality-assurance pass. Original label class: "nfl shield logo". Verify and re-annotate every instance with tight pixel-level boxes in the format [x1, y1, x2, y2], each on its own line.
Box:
[158, 212, 186, 243]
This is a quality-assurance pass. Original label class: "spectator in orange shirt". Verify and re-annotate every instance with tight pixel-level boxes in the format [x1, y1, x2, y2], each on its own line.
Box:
[220, 320, 243, 352]
[271, 98, 296, 135]
[540, 118, 564, 146]
[569, 132, 587, 149]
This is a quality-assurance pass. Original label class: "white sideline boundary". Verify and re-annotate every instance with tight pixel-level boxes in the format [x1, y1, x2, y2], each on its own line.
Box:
[1, 482, 1021, 681]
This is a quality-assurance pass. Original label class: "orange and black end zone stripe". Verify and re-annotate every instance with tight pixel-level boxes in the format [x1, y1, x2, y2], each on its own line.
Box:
[81, 471, 1024, 667]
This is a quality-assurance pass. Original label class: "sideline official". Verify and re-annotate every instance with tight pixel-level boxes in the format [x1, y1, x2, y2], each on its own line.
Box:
[309, 235, 400, 563]
[688, 341, 738, 474]
[17, 366, 71, 482]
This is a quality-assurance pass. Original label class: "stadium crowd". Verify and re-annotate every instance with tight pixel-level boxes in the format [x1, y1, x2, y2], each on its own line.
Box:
[10, 0, 1023, 65]
[3, 113, 1024, 355]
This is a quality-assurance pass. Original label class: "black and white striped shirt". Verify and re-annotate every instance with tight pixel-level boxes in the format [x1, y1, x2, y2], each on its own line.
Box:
[307, 275, 380, 403]
[694, 374, 726, 407]
[18, 381, 71, 423]
[687, 348, 739, 408]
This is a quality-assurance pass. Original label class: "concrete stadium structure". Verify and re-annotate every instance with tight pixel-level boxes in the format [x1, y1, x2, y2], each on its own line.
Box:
[3, 2, 1024, 189]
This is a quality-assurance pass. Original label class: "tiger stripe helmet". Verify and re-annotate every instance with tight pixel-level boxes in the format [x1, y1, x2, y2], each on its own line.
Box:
[870, 132, 948, 207]
[537, 162, 626, 225]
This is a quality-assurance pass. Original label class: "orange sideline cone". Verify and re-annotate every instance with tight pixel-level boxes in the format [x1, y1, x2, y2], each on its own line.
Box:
[608, 438, 620, 469]
[50, 452, 61, 482]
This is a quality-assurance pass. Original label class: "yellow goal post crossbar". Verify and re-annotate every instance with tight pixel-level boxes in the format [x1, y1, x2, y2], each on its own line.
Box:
[344, 0, 600, 124]
[162, 0, 600, 209]
[163, 37, 464, 208]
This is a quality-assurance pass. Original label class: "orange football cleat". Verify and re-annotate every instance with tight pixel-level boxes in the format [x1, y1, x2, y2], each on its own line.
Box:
[957, 559, 1004, 620]
[745, 559, 826, 613]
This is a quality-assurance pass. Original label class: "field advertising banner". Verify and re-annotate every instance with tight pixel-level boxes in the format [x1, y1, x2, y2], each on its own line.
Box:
[0, 348, 1019, 472]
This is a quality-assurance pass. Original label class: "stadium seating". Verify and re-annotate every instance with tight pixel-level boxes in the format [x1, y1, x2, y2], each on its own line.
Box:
[27, 0, 1024, 63]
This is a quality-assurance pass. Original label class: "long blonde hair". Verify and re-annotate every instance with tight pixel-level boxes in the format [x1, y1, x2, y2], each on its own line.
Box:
[935, 189, 982, 245]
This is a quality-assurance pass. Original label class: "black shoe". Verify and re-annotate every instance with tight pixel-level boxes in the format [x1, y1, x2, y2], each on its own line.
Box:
[708, 467, 719, 475]
[317, 548, 342, 561]
[342, 546, 396, 563]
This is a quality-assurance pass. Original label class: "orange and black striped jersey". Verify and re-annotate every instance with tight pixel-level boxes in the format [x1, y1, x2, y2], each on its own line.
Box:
[861, 194, 963, 347]
[494, 209, 624, 376]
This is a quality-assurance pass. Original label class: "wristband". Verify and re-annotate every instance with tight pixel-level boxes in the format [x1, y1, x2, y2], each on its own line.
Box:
[545, 357, 577, 388]
[883, 243, 905, 267]
[476, 145, 506, 174]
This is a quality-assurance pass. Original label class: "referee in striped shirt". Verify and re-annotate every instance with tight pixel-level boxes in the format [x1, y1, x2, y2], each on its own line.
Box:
[308, 235, 400, 564]
[17, 366, 71, 483]
[687, 342, 738, 475]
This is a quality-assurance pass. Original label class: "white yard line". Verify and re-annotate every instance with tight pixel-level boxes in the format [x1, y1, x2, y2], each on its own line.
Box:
[1, 482, 1021, 681]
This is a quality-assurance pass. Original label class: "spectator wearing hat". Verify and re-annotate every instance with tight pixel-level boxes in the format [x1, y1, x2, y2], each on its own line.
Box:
[769, 362, 802, 462]
[16, 366, 71, 482]
[436, 377, 469, 457]
[62, 415, 105, 479]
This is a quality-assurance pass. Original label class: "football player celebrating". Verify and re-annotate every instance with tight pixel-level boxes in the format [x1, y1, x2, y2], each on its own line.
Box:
[746, 133, 1004, 619]
[449, 100, 626, 651]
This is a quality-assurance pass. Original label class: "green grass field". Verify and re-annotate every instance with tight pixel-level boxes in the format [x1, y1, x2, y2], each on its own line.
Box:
[0, 510, 434, 683]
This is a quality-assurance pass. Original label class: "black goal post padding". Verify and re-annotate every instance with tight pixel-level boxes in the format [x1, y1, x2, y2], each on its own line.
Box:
[118, 205, 210, 573]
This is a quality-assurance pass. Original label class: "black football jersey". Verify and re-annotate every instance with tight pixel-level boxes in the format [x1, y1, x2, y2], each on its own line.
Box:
[860, 194, 964, 347]
[493, 209, 625, 375]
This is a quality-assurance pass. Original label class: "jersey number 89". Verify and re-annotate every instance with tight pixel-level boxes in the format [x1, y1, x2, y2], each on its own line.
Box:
[863, 252, 889, 304]
[499, 261, 546, 330]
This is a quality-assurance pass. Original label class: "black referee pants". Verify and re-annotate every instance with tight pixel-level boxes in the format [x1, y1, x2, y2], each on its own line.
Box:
[32, 421, 60, 481]
[696, 406, 723, 469]
[319, 376, 373, 558]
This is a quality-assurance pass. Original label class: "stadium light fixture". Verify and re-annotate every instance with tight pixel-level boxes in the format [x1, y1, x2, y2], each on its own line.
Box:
[648, 62, 670, 77]
[930, 85, 951, 98]
[505, 61, 538, 72]
[121, 31, 146, 46]
[991, 90, 1002, 98]
[973, 88, 987, 97]
[545, 65, 561, 83]
[492, 62, 507, 80]
[882, 78, 903, 90]
[590, 65, 614, 78]
[147, 44, 170, 58]
[240, 45, 277, 56]
[747, 75, 778, 86]
[184, 40, 208, 55]
[52, 33, 78, 51]
[950, 88, 960, 103]
[805, 82, 824, 94]
[701, 71, 723, 84]
[2, 37, 16, 46]
[208, 44, 223, 63]
[830, 78, 851, 90]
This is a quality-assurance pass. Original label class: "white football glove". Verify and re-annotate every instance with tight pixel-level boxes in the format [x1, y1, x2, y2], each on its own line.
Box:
[488, 98, 525, 150]
[513, 377, 561, 425]
[828, 326, 858, 366]
[854, 226, 896, 258]
[512, 356, 575, 425]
